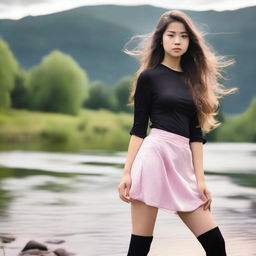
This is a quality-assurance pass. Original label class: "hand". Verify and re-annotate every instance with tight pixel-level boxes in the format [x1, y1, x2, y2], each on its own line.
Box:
[118, 173, 132, 203]
[197, 180, 212, 211]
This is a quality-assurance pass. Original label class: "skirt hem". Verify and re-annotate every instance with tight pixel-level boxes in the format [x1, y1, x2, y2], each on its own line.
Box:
[129, 196, 206, 215]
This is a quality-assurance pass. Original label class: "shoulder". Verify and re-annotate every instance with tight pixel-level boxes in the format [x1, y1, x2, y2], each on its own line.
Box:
[138, 69, 152, 80]
[137, 66, 160, 84]
[136, 70, 151, 87]
[139, 66, 160, 77]
[135, 69, 155, 95]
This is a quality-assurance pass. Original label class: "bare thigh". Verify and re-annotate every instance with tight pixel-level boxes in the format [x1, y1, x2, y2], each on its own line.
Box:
[177, 205, 218, 237]
[130, 199, 159, 236]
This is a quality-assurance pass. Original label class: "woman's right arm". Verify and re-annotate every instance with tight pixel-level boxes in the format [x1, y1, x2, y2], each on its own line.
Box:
[118, 135, 144, 203]
[118, 71, 152, 203]
[123, 135, 144, 175]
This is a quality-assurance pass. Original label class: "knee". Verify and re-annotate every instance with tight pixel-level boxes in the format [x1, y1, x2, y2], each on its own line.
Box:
[197, 226, 227, 256]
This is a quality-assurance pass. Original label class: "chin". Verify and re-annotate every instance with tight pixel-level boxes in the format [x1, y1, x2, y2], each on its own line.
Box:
[167, 52, 183, 58]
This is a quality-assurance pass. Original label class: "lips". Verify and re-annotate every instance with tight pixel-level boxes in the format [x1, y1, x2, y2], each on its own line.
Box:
[173, 48, 181, 51]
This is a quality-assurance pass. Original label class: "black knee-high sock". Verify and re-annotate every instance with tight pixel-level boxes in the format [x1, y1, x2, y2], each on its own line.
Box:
[127, 234, 153, 256]
[197, 226, 227, 256]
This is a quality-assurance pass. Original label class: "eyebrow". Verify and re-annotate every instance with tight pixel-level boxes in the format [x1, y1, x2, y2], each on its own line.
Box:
[167, 31, 188, 34]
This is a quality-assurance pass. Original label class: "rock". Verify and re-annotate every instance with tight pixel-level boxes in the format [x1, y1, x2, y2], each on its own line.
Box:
[0, 234, 16, 243]
[17, 240, 76, 256]
[54, 248, 76, 256]
[21, 240, 48, 251]
[19, 249, 56, 256]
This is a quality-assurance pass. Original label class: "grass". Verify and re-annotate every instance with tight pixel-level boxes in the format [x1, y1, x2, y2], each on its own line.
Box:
[0, 108, 133, 152]
[0, 105, 254, 152]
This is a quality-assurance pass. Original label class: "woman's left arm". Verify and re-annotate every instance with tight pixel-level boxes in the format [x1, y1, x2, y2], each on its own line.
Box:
[190, 142, 212, 211]
[189, 142, 205, 182]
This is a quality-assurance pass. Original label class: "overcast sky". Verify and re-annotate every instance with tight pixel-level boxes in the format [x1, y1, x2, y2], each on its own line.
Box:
[0, 0, 255, 19]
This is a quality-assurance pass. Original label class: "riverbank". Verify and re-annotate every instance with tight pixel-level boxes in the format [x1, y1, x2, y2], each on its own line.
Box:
[0, 109, 132, 152]
[0, 105, 254, 152]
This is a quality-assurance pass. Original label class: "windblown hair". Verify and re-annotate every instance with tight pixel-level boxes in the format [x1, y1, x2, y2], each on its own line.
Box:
[123, 9, 238, 133]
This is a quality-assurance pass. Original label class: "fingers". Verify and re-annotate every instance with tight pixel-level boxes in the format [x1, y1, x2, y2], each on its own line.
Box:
[118, 184, 131, 203]
[203, 191, 212, 211]
[203, 198, 212, 210]
[199, 188, 208, 202]
[125, 186, 130, 197]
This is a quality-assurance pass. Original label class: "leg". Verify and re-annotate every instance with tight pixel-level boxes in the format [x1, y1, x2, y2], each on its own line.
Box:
[177, 205, 227, 255]
[127, 199, 158, 256]
[177, 205, 218, 237]
[131, 198, 158, 236]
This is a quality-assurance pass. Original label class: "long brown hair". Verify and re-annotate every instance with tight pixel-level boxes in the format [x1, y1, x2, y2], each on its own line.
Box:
[123, 9, 238, 133]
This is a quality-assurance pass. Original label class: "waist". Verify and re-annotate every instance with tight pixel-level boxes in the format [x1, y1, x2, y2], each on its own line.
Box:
[149, 128, 189, 144]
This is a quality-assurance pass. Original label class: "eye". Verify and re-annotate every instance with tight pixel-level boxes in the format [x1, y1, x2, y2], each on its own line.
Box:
[182, 35, 188, 38]
[168, 34, 174, 37]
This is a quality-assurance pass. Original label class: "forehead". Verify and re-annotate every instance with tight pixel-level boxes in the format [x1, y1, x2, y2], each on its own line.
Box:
[165, 21, 187, 33]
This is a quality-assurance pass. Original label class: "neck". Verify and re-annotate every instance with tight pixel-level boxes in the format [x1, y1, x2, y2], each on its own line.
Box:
[161, 55, 182, 71]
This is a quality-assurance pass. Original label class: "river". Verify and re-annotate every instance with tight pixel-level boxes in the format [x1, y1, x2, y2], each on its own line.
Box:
[0, 143, 255, 256]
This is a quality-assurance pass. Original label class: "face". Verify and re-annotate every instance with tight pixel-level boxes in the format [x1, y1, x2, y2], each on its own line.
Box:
[161, 21, 189, 58]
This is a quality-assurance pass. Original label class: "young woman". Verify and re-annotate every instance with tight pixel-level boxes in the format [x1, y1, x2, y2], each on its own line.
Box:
[118, 10, 238, 256]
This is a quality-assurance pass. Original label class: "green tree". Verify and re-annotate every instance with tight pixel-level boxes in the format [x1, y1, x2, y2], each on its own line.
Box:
[28, 50, 88, 115]
[84, 80, 117, 111]
[217, 97, 256, 142]
[11, 68, 29, 109]
[113, 76, 132, 113]
[0, 39, 18, 109]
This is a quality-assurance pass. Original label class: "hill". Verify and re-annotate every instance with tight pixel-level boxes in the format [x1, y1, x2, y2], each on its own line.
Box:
[0, 4, 255, 113]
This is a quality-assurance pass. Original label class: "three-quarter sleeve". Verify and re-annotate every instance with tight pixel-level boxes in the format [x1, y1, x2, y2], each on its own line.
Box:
[129, 71, 152, 139]
[189, 111, 207, 144]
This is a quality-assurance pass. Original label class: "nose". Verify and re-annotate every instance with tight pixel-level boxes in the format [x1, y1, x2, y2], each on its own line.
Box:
[174, 36, 181, 44]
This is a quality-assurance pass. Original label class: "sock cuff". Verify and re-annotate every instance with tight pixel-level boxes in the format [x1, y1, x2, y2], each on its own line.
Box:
[197, 226, 220, 239]
[131, 234, 153, 241]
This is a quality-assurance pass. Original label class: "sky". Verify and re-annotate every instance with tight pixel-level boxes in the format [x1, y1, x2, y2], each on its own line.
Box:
[0, 0, 255, 20]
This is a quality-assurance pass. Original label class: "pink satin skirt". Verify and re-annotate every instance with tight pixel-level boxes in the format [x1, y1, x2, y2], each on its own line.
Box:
[129, 128, 206, 215]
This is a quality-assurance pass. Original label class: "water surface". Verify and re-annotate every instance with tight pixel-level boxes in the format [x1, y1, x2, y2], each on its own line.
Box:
[0, 143, 255, 256]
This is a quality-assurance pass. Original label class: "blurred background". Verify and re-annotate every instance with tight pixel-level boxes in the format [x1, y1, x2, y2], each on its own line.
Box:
[0, 0, 255, 255]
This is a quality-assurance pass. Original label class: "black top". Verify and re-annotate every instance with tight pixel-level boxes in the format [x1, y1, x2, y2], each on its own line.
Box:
[129, 63, 207, 144]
